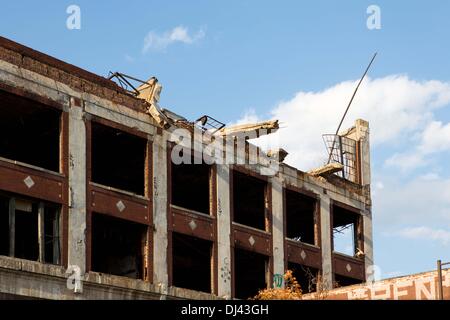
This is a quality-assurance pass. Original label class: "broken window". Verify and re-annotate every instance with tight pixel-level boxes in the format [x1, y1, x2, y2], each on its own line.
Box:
[287, 262, 319, 294]
[0, 192, 61, 264]
[332, 205, 361, 256]
[91, 122, 147, 195]
[43, 206, 61, 264]
[172, 232, 212, 293]
[171, 161, 211, 214]
[0, 90, 61, 172]
[233, 170, 267, 230]
[334, 274, 362, 288]
[14, 199, 39, 261]
[285, 190, 317, 245]
[234, 248, 268, 299]
[91, 213, 147, 279]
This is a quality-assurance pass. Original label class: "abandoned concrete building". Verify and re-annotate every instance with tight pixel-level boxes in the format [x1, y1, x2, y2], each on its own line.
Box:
[0, 36, 373, 300]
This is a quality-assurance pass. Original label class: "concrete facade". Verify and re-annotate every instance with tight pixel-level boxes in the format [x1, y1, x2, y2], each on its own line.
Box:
[0, 37, 373, 299]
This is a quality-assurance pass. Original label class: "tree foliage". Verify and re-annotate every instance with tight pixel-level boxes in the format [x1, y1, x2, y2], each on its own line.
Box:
[252, 270, 303, 300]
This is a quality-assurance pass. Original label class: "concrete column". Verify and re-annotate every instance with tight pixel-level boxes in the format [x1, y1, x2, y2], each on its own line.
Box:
[152, 132, 169, 292]
[363, 207, 374, 280]
[68, 98, 87, 274]
[355, 119, 374, 278]
[320, 194, 333, 289]
[216, 164, 231, 298]
[271, 176, 285, 284]
[355, 119, 371, 186]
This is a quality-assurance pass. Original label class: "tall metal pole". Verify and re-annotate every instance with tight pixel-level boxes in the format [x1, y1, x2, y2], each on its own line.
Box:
[327, 53, 377, 164]
[437, 260, 443, 300]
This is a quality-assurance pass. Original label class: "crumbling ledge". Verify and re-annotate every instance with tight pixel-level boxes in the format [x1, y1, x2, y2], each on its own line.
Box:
[0, 256, 220, 300]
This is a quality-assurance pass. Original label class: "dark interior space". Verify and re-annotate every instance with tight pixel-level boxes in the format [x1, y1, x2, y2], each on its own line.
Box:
[0, 90, 61, 172]
[0, 195, 9, 256]
[171, 161, 211, 214]
[234, 247, 268, 299]
[287, 262, 319, 294]
[332, 205, 359, 255]
[14, 202, 39, 261]
[0, 193, 61, 263]
[91, 122, 147, 195]
[233, 170, 266, 230]
[285, 190, 317, 245]
[91, 213, 147, 279]
[172, 232, 212, 293]
[44, 205, 60, 264]
[334, 274, 363, 288]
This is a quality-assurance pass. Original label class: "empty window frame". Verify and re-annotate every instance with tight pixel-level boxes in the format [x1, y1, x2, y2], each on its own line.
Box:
[0, 90, 61, 172]
[91, 122, 147, 195]
[232, 170, 267, 230]
[171, 161, 211, 214]
[287, 262, 319, 294]
[0, 195, 9, 256]
[332, 204, 362, 257]
[172, 232, 213, 293]
[91, 213, 148, 279]
[334, 274, 363, 288]
[0, 193, 61, 264]
[285, 189, 318, 245]
[234, 248, 269, 299]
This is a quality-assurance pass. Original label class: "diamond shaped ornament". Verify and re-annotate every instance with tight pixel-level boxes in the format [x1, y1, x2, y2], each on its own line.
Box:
[23, 176, 35, 189]
[188, 220, 197, 230]
[300, 250, 307, 260]
[116, 200, 126, 212]
[346, 264, 352, 273]
[248, 236, 255, 246]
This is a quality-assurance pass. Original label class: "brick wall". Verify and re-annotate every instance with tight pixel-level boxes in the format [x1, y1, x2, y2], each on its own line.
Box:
[303, 269, 450, 300]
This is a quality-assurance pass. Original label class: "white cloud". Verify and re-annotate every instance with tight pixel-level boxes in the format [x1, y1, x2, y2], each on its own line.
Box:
[385, 120, 450, 171]
[142, 25, 205, 52]
[419, 172, 440, 181]
[375, 181, 384, 189]
[238, 75, 450, 170]
[384, 152, 428, 172]
[231, 108, 261, 125]
[397, 227, 450, 246]
[373, 174, 450, 225]
[419, 121, 450, 154]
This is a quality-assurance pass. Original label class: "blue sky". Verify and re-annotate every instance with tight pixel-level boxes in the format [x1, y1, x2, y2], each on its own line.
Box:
[1, 1, 450, 279]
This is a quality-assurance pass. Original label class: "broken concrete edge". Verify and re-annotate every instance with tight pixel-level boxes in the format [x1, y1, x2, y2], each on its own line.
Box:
[267, 148, 289, 163]
[0, 36, 127, 95]
[308, 163, 344, 177]
[0, 256, 220, 300]
[217, 120, 279, 136]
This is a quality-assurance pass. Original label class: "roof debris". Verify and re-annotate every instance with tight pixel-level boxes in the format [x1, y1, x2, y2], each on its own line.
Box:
[308, 162, 344, 177]
[267, 148, 289, 162]
[216, 120, 279, 137]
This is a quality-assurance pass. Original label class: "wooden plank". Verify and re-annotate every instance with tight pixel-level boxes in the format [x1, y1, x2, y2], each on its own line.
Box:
[8, 198, 15, 257]
[38, 202, 45, 263]
[54, 210, 61, 264]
